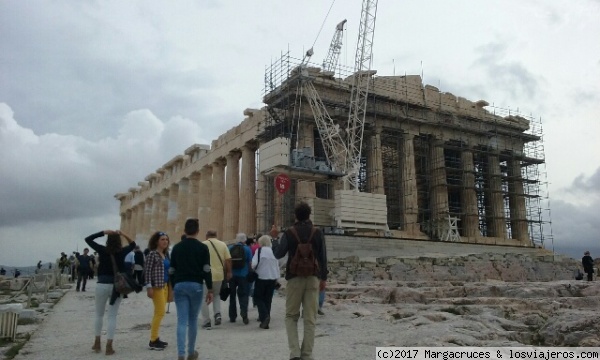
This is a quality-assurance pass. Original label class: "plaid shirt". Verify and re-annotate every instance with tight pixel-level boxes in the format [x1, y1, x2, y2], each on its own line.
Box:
[144, 251, 166, 288]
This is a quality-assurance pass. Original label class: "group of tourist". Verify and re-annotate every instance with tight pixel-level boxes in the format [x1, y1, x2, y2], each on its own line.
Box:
[84, 201, 328, 360]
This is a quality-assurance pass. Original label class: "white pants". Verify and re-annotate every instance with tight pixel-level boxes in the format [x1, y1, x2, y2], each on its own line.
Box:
[201, 280, 222, 325]
[95, 283, 122, 339]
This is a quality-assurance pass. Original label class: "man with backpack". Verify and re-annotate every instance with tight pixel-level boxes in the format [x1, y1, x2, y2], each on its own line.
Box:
[273, 202, 328, 360]
[227, 233, 253, 324]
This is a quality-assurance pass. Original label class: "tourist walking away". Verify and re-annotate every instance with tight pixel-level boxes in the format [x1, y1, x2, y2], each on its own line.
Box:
[582, 251, 594, 281]
[0, 267, 5, 276]
[201, 230, 231, 329]
[76, 248, 93, 292]
[274, 202, 328, 360]
[59, 252, 68, 274]
[227, 233, 253, 324]
[85, 229, 136, 355]
[133, 246, 145, 284]
[252, 235, 280, 329]
[36, 260, 42, 272]
[171, 218, 213, 360]
[247, 236, 258, 307]
[144, 231, 172, 350]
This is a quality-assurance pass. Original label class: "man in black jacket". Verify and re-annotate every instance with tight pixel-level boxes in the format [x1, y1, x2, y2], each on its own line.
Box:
[582, 251, 594, 281]
[273, 202, 327, 360]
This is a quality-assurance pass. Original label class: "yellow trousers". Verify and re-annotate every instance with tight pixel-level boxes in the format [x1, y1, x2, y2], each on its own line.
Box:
[150, 285, 168, 341]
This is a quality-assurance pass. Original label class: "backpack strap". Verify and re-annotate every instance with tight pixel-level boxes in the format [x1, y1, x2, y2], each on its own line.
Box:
[288, 225, 317, 244]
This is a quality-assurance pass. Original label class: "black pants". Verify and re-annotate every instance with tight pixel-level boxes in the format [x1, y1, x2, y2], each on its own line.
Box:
[254, 279, 277, 322]
[228, 276, 249, 321]
[587, 271, 593, 281]
[76, 269, 88, 290]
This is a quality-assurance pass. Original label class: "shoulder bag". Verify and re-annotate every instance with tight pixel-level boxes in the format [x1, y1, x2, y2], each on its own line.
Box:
[247, 247, 262, 283]
[208, 241, 230, 301]
[110, 253, 141, 295]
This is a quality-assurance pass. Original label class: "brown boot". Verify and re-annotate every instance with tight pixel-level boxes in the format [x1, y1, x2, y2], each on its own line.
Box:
[92, 336, 101, 353]
[105, 339, 115, 356]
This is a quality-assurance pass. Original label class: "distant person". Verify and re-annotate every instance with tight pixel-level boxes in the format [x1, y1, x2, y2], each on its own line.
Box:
[37, 260, 42, 272]
[582, 251, 594, 281]
[227, 233, 252, 324]
[0, 267, 6, 276]
[88, 256, 96, 279]
[76, 248, 93, 292]
[252, 235, 280, 330]
[144, 231, 172, 350]
[124, 248, 135, 274]
[273, 202, 328, 360]
[48, 262, 52, 270]
[59, 252, 68, 274]
[14, 269, 21, 278]
[170, 218, 213, 360]
[85, 229, 135, 355]
[201, 230, 232, 330]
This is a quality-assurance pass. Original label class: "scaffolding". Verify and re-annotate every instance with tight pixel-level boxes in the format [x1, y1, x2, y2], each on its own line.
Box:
[259, 50, 552, 248]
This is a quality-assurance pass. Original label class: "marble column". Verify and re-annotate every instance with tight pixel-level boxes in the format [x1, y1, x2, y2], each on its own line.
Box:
[127, 209, 135, 239]
[296, 123, 316, 200]
[143, 198, 153, 236]
[367, 129, 385, 195]
[199, 166, 213, 238]
[508, 158, 528, 242]
[239, 145, 256, 236]
[187, 172, 201, 221]
[158, 189, 169, 236]
[430, 139, 449, 222]
[487, 154, 506, 238]
[150, 193, 162, 235]
[120, 213, 127, 233]
[210, 160, 226, 240]
[223, 151, 241, 241]
[256, 173, 267, 234]
[176, 178, 189, 236]
[135, 202, 145, 243]
[166, 184, 179, 240]
[461, 150, 479, 238]
[401, 133, 419, 234]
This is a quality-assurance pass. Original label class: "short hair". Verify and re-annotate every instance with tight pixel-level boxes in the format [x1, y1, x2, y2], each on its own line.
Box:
[206, 230, 217, 238]
[258, 235, 272, 247]
[184, 218, 200, 235]
[585, 251, 591, 255]
[235, 233, 247, 243]
[294, 202, 311, 221]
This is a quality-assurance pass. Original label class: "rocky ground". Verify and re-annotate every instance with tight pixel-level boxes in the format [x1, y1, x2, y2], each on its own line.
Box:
[1, 253, 599, 359]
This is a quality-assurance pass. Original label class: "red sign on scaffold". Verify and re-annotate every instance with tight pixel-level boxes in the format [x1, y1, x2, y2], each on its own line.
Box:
[274, 173, 291, 194]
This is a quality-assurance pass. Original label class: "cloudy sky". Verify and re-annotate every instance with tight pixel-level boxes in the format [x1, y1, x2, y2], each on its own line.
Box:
[1, 0, 599, 266]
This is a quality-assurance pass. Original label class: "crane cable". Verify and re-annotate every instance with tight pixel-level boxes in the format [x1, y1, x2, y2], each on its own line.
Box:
[311, 0, 337, 51]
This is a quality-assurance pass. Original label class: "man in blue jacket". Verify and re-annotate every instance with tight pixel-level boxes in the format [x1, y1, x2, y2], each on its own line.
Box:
[227, 233, 252, 324]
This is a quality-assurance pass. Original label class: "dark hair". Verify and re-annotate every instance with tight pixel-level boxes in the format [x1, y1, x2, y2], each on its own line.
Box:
[105, 234, 123, 254]
[184, 218, 200, 235]
[148, 231, 170, 255]
[245, 237, 254, 246]
[294, 202, 311, 222]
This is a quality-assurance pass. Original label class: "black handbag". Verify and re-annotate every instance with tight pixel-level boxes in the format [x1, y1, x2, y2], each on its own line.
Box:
[110, 254, 142, 295]
[246, 248, 262, 283]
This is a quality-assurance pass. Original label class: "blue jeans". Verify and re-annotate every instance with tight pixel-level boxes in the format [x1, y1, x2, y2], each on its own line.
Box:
[228, 276, 249, 321]
[174, 282, 203, 357]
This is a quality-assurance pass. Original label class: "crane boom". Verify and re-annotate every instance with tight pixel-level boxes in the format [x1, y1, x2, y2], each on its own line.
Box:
[345, 0, 378, 190]
[322, 19, 347, 74]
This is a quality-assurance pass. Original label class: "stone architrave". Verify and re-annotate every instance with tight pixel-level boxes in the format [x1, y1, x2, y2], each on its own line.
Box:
[176, 178, 189, 236]
[223, 151, 241, 242]
[198, 167, 212, 237]
[239, 145, 256, 236]
[210, 160, 225, 240]
[401, 133, 419, 234]
[166, 184, 179, 240]
[508, 158, 528, 242]
[461, 150, 479, 238]
[487, 154, 507, 239]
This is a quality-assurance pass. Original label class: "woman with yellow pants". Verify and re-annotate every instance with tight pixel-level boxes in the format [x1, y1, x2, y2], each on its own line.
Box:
[144, 231, 173, 350]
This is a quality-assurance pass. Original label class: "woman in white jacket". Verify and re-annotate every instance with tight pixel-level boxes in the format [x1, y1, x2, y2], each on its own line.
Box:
[251, 235, 280, 329]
